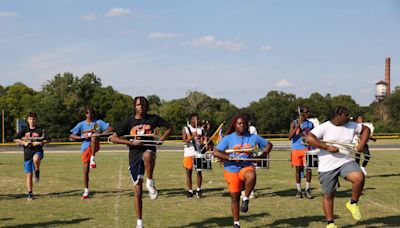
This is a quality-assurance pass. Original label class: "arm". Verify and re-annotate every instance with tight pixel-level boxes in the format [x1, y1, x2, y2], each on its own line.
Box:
[110, 133, 143, 146]
[261, 142, 273, 157]
[305, 133, 339, 153]
[288, 120, 299, 139]
[213, 148, 231, 161]
[356, 125, 370, 152]
[160, 125, 172, 141]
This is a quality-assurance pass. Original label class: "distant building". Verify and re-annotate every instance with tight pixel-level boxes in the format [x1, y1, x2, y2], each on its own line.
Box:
[375, 80, 388, 102]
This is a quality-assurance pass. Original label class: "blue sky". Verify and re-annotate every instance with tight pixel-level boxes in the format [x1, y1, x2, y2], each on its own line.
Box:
[1, 0, 399, 107]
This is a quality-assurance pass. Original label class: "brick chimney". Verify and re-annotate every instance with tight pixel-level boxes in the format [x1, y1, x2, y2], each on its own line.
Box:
[385, 57, 391, 96]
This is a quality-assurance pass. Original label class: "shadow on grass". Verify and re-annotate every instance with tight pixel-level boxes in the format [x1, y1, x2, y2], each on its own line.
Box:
[0, 218, 14, 221]
[157, 187, 225, 198]
[0, 189, 83, 200]
[260, 215, 326, 227]
[335, 187, 375, 198]
[2, 217, 92, 228]
[266, 187, 317, 198]
[342, 215, 400, 228]
[171, 212, 269, 228]
[366, 173, 400, 179]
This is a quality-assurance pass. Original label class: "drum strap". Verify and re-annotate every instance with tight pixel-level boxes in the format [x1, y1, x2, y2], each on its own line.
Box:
[186, 126, 200, 152]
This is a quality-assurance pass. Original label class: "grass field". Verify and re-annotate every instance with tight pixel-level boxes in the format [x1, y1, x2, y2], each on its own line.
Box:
[0, 149, 399, 228]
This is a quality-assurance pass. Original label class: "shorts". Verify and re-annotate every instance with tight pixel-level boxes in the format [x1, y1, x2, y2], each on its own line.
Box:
[291, 149, 308, 166]
[128, 149, 156, 185]
[224, 166, 255, 192]
[318, 161, 362, 194]
[81, 143, 100, 163]
[183, 156, 193, 170]
[24, 151, 43, 174]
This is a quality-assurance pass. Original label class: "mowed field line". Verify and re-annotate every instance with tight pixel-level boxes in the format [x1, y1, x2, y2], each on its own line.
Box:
[114, 159, 123, 227]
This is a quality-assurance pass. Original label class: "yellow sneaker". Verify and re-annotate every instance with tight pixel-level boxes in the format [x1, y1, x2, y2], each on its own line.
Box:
[346, 201, 362, 221]
[326, 223, 337, 228]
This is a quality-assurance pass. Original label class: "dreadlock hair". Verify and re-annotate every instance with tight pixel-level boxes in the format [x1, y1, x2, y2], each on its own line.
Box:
[298, 105, 309, 113]
[133, 96, 149, 113]
[332, 106, 349, 118]
[27, 112, 37, 118]
[225, 113, 249, 135]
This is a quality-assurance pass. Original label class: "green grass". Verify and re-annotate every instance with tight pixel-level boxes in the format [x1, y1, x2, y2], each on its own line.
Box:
[0, 150, 399, 227]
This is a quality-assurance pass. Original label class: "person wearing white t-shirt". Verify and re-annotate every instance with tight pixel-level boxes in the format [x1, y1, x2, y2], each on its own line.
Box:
[306, 106, 370, 228]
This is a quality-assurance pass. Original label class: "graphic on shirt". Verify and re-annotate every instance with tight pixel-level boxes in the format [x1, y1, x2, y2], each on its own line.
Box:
[130, 124, 154, 136]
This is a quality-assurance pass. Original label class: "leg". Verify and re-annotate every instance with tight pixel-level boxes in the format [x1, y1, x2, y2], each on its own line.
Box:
[196, 171, 202, 189]
[230, 192, 241, 222]
[355, 151, 361, 164]
[26, 173, 33, 192]
[361, 145, 370, 167]
[83, 162, 90, 189]
[322, 192, 336, 221]
[295, 166, 302, 184]
[134, 180, 143, 219]
[306, 168, 312, 183]
[186, 168, 193, 190]
[90, 137, 98, 157]
[33, 154, 41, 171]
[143, 151, 155, 179]
[345, 171, 365, 202]
[242, 169, 256, 197]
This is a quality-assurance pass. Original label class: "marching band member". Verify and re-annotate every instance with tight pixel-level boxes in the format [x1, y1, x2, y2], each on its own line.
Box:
[14, 112, 49, 201]
[306, 106, 370, 228]
[111, 96, 172, 228]
[354, 115, 375, 176]
[182, 113, 205, 198]
[288, 105, 314, 199]
[69, 107, 112, 199]
[213, 114, 273, 228]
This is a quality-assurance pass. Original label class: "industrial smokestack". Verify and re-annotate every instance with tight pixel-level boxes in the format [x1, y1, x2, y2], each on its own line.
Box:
[385, 57, 391, 96]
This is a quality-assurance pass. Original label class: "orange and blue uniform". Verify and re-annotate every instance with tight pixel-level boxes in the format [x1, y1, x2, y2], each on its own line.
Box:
[216, 132, 268, 192]
[291, 120, 314, 166]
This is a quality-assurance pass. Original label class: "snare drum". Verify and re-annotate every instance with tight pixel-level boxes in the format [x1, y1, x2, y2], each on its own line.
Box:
[305, 149, 319, 169]
[254, 155, 270, 169]
[193, 153, 212, 171]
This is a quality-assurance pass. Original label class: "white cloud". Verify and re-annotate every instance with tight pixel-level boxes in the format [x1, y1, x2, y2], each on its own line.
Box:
[260, 45, 272, 52]
[106, 8, 131, 17]
[276, 79, 292, 88]
[81, 13, 97, 21]
[183, 35, 247, 52]
[0, 11, 17, 17]
[148, 32, 179, 40]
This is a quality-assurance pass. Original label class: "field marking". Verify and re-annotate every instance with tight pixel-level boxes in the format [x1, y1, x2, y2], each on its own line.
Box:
[363, 197, 400, 213]
[114, 159, 123, 227]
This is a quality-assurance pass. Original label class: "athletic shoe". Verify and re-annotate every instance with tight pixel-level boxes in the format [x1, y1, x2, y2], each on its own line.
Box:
[90, 158, 96, 169]
[146, 181, 158, 200]
[195, 190, 202, 198]
[82, 191, 90, 199]
[360, 166, 367, 176]
[186, 191, 193, 198]
[326, 223, 337, 228]
[295, 190, 303, 198]
[346, 201, 362, 221]
[34, 170, 40, 183]
[240, 190, 245, 198]
[233, 224, 240, 228]
[27, 192, 34, 201]
[249, 190, 255, 199]
[240, 200, 249, 213]
[305, 189, 313, 199]
[136, 224, 143, 228]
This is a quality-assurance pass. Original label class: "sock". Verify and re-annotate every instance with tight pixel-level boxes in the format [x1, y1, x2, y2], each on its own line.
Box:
[350, 199, 358, 204]
[306, 182, 310, 190]
[296, 183, 301, 191]
[90, 155, 95, 161]
[28, 191, 32, 194]
[234, 221, 240, 226]
[196, 188, 201, 191]
[137, 219, 143, 226]
[242, 196, 249, 201]
[188, 189, 193, 193]
[327, 220, 334, 224]
[84, 188, 89, 194]
[147, 179, 154, 187]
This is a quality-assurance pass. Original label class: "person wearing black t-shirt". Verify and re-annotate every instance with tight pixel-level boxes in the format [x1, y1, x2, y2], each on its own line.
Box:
[111, 96, 172, 228]
[14, 112, 49, 201]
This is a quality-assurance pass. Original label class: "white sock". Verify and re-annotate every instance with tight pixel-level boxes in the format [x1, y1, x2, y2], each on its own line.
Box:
[242, 196, 249, 201]
[90, 155, 95, 161]
[147, 179, 154, 186]
[188, 189, 193, 193]
[137, 219, 143, 226]
[84, 188, 89, 193]
[234, 221, 240, 226]
[306, 182, 310, 190]
[296, 183, 301, 191]
[197, 188, 201, 191]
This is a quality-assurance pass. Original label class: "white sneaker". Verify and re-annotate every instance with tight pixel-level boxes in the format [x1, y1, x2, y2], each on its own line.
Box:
[136, 224, 143, 228]
[249, 190, 255, 199]
[82, 190, 89, 199]
[361, 166, 367, 176]
[146, 181, 158, 200]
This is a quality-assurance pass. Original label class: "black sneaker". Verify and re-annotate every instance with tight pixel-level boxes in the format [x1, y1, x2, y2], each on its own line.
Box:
[295, 190, 303, 198]
[233, 224, 240, 228]
[195, 190, 202, 198]
[27, 192, 34, 201]
[186, 191, 193, 198]
[305, 189, 313, 199]
[240, 200, 249, 212]
[34, 170, 40, 183]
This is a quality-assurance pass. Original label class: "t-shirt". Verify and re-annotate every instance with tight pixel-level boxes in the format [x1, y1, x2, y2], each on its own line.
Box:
[183, 125, 203, 157]
[291, 119, 314, 150]
[216, 132, 269, 173]
[114, 114, 171, 155]
[70, 119, 110, 152]
[310, 121, 362, 172]
[15, 126, 48, 161]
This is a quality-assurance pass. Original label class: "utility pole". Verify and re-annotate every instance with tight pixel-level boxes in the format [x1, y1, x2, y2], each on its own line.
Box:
[2, 109, 4, 144]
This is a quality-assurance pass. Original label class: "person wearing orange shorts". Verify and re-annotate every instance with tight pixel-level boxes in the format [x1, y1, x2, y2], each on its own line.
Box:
[182, 113, 206, 198]
[213, 114, 273, 228]
[288, 105, 315, 199]
[70, 107, 113, 199]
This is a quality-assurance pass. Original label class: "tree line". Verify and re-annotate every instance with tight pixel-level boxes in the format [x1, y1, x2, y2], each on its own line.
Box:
[0, 72, 399, 141]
